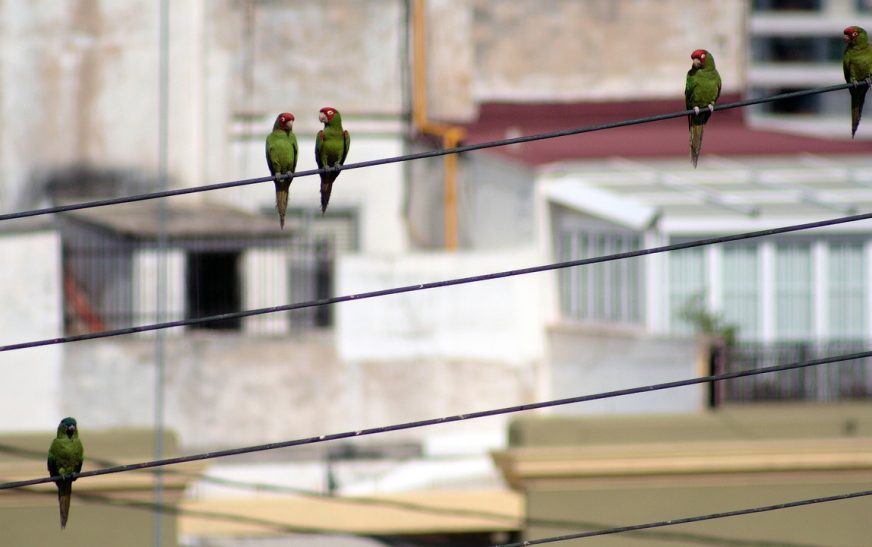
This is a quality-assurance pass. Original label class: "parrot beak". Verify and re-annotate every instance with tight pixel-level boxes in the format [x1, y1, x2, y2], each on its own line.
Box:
[319, 112, 328, 124]
[66, 424, 76, 437]
[692, 58, 702, 68]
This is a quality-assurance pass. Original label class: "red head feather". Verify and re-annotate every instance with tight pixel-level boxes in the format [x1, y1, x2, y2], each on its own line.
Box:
[274, 112, 294, 131]
[844, 26, 862, 43]
[319, 107, 337, 122]
[691, 49, 708, 61]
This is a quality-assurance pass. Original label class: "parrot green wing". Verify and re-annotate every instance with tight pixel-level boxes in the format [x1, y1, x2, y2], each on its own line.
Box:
[291, 134, 299, 172]
[341, 130, 350, 165]
[315, 131, 325, 170]
[266, 130, 295, 176]
[47, 449, 60, 479]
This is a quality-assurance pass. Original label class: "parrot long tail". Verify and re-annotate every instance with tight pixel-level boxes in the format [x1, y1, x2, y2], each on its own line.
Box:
[274, 178, 292, 229]
[319, 174, 336, 215]
[57, 481, 72, 529]
[689, 123, 705, 168]
[851, 87, 867, 138]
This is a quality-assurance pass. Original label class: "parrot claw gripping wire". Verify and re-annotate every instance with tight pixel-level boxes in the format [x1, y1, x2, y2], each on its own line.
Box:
[693, 106, 701, 115]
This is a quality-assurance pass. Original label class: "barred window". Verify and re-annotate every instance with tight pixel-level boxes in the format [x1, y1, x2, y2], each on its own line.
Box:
[556, 228, 643, 325]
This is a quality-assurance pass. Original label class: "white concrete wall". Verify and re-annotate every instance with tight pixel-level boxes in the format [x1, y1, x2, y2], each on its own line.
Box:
[547, 324, 705, 414]
[336, 249, 546, 366]
[0, 230, 63, 431]
[62, 335, 534, 451]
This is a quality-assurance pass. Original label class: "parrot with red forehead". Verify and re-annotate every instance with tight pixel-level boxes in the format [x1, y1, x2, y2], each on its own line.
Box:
[684, 49, 721, 168]
[843, 26, 872, 138]
[315, 107, 350, 214]
[265, 112, 298, 228]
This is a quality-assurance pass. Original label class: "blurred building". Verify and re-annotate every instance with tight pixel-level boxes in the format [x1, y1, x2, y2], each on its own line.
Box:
[2, 0, 872, 544]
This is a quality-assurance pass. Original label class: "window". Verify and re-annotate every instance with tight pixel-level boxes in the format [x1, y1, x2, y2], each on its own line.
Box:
[669, 247, 706, 334]
[556, 228, 642, 325]
[186, 251, 242, 330]
[775, 243, 813, 340]
[753, 0, 821, 10]
[829, 242, 865, 340]
[751, 36, 844, 63]
[722, 243, 760, 339]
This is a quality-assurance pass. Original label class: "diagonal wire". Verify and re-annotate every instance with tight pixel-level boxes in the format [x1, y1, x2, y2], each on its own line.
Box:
[0, 82, 864, 223]
[492, 488, 872, 546]
[0, 444, 819, 546]
[1, 349, 869, 491]
[5, 210, 872, 352]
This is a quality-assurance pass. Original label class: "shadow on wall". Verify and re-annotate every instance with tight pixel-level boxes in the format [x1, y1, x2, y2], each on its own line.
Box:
[24, 164, 159, 208]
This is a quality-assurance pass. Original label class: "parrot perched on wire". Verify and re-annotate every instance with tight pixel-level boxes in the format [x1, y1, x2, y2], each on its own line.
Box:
[685, 49, 722, 168]
[843, 26, 872, 138]
[315, 107, 350, 214]
[47, 417, 84, 529]
[265, 112, 298, 228]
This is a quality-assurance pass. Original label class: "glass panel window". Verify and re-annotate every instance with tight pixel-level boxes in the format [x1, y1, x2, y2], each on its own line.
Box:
[775, 243, 813, 339]
[557, 229, 642, 324]
[829, 242, 865, 341]
[669, 247, 706, 335]
[722, 243, 760, 340]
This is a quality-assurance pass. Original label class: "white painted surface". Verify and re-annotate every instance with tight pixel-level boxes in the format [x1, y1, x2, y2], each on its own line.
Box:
[336, 249, 545, 365]
[0, 230, 63, 431]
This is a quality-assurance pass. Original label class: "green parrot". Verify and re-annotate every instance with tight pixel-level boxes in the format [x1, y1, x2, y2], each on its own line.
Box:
[46, 417, 84, 529]
[843, 26, 872, 138]
[315, 106, 350, 214]
[685, 49, 722, 168]
[265, 112, 298, 228]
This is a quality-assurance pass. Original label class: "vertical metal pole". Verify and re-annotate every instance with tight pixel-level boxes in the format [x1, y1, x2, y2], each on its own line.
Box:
[154, 0, 170, 544]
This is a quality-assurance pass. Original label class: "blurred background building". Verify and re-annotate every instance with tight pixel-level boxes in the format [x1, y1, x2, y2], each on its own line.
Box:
[2, 0, 872, 545]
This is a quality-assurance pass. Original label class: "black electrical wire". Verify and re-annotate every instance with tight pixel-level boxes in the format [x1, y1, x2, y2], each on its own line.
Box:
[0, 82, 862, 223]
[491, 488, 872, 546]
[5, 210, 872, 352]
[1, 348, 868, 491]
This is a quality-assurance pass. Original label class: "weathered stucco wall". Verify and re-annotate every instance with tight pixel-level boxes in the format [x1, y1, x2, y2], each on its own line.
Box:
[62, 334, 535, 451]
[0, 0, 408, 213]
[427, 0, 747, 120]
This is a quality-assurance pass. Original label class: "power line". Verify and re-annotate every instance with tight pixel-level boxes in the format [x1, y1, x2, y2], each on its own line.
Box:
[0, 82, 863, 224]
[0, 443, 814, 547]
[6, 209, 872, 352]
[492, 488, 872, 546]
[1, 348, 869, 491]
[0, 443, 816, 546]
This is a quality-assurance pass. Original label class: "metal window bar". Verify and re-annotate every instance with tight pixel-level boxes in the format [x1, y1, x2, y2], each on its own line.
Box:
[61, 227, 335, 336]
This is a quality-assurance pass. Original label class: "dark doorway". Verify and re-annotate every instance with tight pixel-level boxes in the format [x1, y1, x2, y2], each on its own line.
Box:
[186, 251, 241, 330]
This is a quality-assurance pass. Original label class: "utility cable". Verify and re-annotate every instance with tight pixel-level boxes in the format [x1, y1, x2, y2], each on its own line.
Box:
[0, 443, 819, 546]
[0, 82, 863, 223]
[491, 488, 872, 546]
[1, 348, 869, 491]
[5, 210, 872, 352]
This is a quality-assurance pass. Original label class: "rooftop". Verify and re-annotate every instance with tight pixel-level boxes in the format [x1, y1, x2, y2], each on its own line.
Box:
[463, 96, 872, 166]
